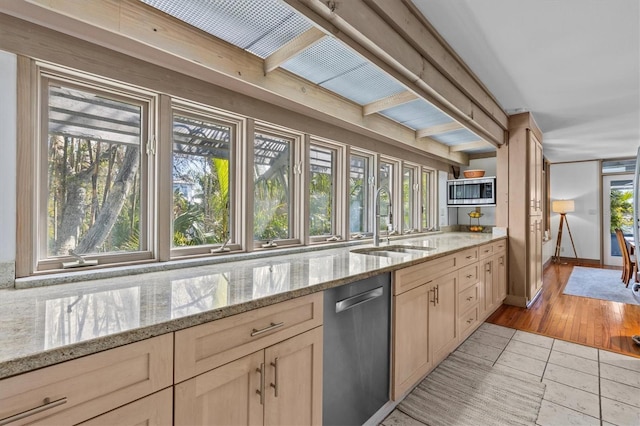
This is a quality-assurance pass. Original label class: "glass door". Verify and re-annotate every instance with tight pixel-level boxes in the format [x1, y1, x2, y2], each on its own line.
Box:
[602, 174, 634, 266]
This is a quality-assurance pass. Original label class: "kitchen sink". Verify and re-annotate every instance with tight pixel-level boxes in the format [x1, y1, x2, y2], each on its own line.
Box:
[351, 245, 436, 257]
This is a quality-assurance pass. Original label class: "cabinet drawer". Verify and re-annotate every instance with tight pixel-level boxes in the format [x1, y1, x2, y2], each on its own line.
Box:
[492, 239, 507, 254]
[174, 292, 322, 382]
[457, 247, 479, 267]
[478, 243, 493, 260]
[394, 252, 458, 295]
[458, 305, 480, 339]
[458, 263, 479, 291]
[78, 388, 172, 426]
[0, 334, 173, 426]
[458, 282, 480, 314]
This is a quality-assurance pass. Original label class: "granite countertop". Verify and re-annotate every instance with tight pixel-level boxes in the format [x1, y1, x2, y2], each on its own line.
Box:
[0, 232, 505, 379]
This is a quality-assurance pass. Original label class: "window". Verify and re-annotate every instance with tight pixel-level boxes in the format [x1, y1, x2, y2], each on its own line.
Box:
[379, 160, 396, 234]
[309, 142, 338, 239]
[171, 106, 241, 254]
[253, 127, 300, 245]
[39, 71, 154, 271]
[402, 165, 418, 232]
[349, 151, 374, 238]
[19, 62, 447, 278]
[421, 168, 435, 230]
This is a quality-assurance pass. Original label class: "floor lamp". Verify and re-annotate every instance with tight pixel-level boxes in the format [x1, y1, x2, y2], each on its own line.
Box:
[552, 199, 578, 262]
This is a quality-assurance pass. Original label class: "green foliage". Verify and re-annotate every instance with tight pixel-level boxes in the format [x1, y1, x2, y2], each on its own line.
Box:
[610, 190, 633, 233]
[309, 171, 332, 236]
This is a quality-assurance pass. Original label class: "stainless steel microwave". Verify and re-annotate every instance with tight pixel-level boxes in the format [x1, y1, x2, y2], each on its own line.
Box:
[447, 177, 496, 206]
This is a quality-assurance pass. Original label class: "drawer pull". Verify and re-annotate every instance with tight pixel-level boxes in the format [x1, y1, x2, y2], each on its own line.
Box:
[251, 322, 284, 337]
[466, 318, 473, 324]
[466, 296, 473, 301]
[466, 274, 473, 279]
[466, 255, 474, 259]
[0, 397, 67, 425]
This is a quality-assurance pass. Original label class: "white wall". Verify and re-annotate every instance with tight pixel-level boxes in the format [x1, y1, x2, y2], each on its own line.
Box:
[0, 50, 17, 286]
[549, 161, 600, 261]
[457, 157, 497, 226]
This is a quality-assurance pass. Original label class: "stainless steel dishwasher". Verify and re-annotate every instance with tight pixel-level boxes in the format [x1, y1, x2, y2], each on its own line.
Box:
[323, 273, 390, 426]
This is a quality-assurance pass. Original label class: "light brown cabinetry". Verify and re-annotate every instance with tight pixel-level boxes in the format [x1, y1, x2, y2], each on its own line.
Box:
[78, 388, 173, 426]
[392, 283, 430, 400]
[0, 334, 173, 426]
[392, 250, 475, 399]
[174, 293, 323, 426]
[428, 272, 457, 365]
[508, 112, 544, 306]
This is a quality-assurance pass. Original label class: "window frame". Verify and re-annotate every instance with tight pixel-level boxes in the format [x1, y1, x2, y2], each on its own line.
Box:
[379, 156, 401, 236]
[169, 100, 245, 258]
[32, 63, 157, 273]
[348, 148, 376, 240]
[401, 163, 420, 233]
[307, 137, 346, 244]
[421, 166, 437, 231]
[251, 123, 303, 249]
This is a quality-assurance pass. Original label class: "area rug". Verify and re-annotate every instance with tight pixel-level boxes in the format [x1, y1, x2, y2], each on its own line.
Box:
[563, 266, 639, 305]
[391, 353, 545, 426]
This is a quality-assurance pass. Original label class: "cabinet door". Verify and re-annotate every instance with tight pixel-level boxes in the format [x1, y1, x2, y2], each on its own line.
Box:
[79, 388, 172, 426]
[494, 252, 507, 304]
[528, 132, 543, 216]
[429, 273, 457, 364]
[174, 351, 264, 426]
[264, 327, 322, 426]
[392, 284, 430, 400]
[481, 257, 494, 316]
[528, 218, 543, 301]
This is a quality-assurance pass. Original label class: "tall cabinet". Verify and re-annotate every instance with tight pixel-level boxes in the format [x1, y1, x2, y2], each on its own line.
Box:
[507, 112, 544, 307]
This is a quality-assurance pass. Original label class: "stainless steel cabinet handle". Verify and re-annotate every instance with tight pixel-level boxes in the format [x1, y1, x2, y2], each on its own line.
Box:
[430, 287, 436, 306]
[256, 363, 265, 405]
[0, 397, 67, 425]
[270, 358, 279, 397]
[435, 285, 440, 305]
[251, 322, 284, 337]
[335, 287, 383, 313]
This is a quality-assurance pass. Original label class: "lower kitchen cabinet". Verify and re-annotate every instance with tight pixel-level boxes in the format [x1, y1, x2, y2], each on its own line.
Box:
[392, 252, 464, 400]
[0, 334, 173, 426]
[78, 388, 173, 426]
[392, 284, 431, 400]
[428, 272, 458, 365]
[174, 327, 323, 426]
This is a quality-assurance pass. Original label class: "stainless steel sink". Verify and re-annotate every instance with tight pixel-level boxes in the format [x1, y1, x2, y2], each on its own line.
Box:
[351, 245, 436, 257]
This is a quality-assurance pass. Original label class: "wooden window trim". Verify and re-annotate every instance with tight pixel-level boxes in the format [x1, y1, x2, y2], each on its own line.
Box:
[168, 101, 245, 259]
[307, 137, 346, 244]
[18, 60, 159, 276]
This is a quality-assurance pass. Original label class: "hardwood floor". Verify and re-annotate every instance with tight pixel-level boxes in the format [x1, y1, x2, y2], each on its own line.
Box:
[487, 261, 640, 358]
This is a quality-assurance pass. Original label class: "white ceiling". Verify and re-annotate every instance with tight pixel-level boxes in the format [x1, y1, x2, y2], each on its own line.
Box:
[411, 0, 640, 163]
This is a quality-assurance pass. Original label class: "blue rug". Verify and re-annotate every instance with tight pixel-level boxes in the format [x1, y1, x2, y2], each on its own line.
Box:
[563, 266, 639, 305]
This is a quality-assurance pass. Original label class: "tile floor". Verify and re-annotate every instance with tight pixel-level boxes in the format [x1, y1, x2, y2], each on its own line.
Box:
[454, 323, 640, 426]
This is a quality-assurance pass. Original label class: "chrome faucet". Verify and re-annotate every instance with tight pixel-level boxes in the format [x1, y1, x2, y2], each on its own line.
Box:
[373, 186, 392, 246]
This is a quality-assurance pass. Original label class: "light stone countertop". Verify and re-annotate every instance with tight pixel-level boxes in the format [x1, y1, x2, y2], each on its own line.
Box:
[0, 232, 504, 379]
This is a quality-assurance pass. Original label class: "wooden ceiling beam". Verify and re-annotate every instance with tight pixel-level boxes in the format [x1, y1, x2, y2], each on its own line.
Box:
[263, 27, 325, 74]
[363, 91, 417, 115]
[0, 0, 469, 165]
[449, 140, 490, 152]
[416, 121, 463, 138]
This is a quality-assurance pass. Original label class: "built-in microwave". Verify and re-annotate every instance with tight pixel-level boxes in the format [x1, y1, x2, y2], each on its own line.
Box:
[447, 176, 496, 206]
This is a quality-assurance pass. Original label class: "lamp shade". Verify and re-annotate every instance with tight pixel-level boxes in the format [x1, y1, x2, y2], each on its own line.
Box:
[552, 199, 575, 213]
